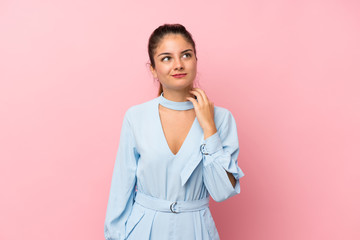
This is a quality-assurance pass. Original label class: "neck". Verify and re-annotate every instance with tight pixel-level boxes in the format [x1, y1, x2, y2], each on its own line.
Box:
[162, 87, 194, 102]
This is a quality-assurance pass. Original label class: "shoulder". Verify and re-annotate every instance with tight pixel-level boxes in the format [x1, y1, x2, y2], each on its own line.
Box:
[214, 105, 235, 124]
[123, 96, 158, 121]
[212, 106, 239, 145]
[214, 105, 231, 116]
[213, 105, 238, 139]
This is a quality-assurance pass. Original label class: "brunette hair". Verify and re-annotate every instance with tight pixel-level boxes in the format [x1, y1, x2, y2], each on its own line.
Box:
[148, 24, 198, 96]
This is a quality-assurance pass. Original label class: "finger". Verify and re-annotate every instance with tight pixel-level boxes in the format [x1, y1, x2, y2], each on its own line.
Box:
[186, 96, 199, 108]
[189, 89, 205, 105]
[193, 88, 209, 103]
[210, 102, 215, 116]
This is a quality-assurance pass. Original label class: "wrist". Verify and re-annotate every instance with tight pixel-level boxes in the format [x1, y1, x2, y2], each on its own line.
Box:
[203, 126, 217, 140]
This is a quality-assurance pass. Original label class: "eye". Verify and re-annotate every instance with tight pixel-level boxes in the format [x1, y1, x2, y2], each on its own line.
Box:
[183, 53, 192, 58]
[161, 56, 171, 62]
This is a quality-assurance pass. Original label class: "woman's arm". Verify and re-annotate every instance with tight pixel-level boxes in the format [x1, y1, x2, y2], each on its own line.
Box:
[104, 110, 139, 240]
[227, 170, 237, 188]
[186, 88, 244, 201]
[200, 113, 245, 202]
[204, 126, 237, 189]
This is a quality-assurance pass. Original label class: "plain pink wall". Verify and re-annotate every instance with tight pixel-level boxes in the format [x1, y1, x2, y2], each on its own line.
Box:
[1, 0, 359, 239]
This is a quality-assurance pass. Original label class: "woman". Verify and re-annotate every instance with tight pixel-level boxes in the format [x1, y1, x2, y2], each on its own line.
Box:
[104, 23, 245, 240]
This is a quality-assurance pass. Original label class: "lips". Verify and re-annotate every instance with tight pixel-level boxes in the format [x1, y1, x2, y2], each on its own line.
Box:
[172, 73, 187, 78]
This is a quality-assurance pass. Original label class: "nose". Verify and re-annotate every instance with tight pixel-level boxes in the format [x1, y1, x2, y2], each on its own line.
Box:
[174, 57, 184, 70]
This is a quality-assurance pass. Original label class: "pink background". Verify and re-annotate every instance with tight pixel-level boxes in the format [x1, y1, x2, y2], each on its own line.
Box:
[1, 0, 359, 239]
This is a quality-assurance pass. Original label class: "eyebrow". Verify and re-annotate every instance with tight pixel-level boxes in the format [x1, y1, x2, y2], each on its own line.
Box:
[157, 49, 193, 58]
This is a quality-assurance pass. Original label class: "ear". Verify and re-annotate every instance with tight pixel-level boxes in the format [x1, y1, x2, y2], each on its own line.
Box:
[150, 65, 158, 79]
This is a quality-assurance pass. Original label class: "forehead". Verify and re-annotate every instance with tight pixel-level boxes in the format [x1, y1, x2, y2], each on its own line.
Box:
[155, 34, 193, 53]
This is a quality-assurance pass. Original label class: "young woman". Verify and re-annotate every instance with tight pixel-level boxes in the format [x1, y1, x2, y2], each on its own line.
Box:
[104, 23, 245, 240]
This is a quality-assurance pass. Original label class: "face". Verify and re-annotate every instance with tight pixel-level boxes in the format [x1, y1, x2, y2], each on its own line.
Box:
[150, 34, 197, 91]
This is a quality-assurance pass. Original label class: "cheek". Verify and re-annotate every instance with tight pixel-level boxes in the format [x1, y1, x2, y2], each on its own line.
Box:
[158, 65, 171, 74]
[188, 62, 197, 72]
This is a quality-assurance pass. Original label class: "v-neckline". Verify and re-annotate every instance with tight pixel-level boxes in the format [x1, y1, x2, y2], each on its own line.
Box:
[157, 102, 197, 157]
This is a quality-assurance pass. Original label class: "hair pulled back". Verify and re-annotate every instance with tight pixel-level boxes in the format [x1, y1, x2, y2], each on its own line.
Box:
[147, 23, 197, 96]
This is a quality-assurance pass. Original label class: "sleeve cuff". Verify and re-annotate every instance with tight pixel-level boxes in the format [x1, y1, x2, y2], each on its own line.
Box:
[200, 131, 223, 155]
[201, 131, 245, 180]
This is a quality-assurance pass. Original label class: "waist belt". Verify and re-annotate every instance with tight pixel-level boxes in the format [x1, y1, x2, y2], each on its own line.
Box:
[134, 191, 209, 214]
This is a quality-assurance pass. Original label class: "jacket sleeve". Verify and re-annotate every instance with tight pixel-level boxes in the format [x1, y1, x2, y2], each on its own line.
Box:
[201, 110, 245, 202]
[104, 110, 139, 240]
